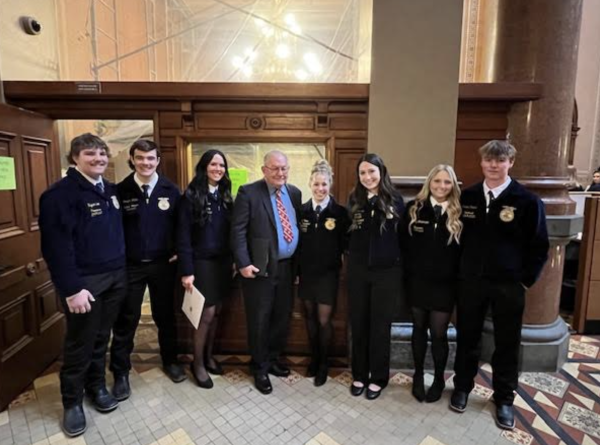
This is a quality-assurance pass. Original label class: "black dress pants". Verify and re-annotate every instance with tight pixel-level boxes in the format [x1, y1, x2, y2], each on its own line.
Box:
[110, 260, 178, 376]
[60, 269, 126, 408]
[347, 261, 401, 387]
[453, 279, 526, 405]
[242, 259, 294, 375]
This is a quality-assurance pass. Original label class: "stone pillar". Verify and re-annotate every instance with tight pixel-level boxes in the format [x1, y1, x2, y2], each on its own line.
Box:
[472, 0, 583, 371]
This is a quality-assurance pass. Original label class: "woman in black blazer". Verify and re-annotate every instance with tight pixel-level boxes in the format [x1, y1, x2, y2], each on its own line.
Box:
[403, 164, 462, 403]
[298, 159, 350, 386]
[347, 153, 405, 400]
[178, 150, 233, 389]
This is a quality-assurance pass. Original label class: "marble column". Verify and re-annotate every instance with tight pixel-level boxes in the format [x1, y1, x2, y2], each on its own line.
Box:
[472, 0, 583, 371]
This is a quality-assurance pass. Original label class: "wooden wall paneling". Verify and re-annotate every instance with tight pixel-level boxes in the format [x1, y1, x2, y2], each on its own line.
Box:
[0, 292, 35, 359]
[263, 115, 316, 131]
[21, 137, 53, 231]
[335, 150, 364, 205]
[195, 113, 248, 130]
[575, 198, 598, 332]
[36, 281, 62, 333]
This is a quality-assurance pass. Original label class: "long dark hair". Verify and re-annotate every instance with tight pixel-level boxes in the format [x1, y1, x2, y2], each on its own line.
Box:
[349, 153, 399, 232]
[185, 149, 233, 226]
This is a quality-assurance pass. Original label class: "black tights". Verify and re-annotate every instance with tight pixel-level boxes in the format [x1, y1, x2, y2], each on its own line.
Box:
[304, 301, 333, 369]
[192, 303, 221, 380]
[411, 307, 451, 380]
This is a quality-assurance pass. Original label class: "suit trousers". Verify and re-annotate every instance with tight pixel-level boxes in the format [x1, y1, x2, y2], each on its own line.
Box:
[347, 261, 401, 387]
[242, 259, 294, 375]
[110, 260, 178, 376]
[60, 269, 126, 408]
[453, 279, 526, 405]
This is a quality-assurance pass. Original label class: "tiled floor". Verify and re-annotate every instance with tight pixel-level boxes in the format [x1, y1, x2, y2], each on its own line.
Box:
[2, 320, 600, 445]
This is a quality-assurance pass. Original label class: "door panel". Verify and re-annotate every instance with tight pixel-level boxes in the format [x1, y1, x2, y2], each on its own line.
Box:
[0, 104, 64, 410]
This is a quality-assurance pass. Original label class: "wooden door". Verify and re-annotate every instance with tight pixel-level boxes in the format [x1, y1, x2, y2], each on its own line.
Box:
[0, 104, 63, 410]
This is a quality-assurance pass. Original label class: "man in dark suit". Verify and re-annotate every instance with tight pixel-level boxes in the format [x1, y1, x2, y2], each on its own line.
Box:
[231, 150, 302, 394]
[450, 140, 549, 430]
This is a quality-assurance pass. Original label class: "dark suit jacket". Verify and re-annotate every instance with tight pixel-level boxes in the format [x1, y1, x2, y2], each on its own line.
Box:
[231, 179, 302, 278]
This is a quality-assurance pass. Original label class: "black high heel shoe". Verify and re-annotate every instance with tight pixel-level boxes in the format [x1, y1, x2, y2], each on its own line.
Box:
[190, 364, 214, 389]
[205, 359, 224, 376]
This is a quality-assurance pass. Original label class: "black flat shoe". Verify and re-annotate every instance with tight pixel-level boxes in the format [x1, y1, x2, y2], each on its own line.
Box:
[412, 374, 426, 402]
[306, 361, 319, 378]
[495, 404, 515, 430]
[206, 360, 224, 376]
[254, 373, 273, 395]
[314, 367, 328, 387]
[425, 378, 445, 403]
[87, 387, 119, 413]
[366, 386, 382, 400]
[190, 364, 214, 389]
[62, 405, 86, 437]
[350, 382, 365, 397]
[449, 390, 469, 413]
[112, 374, 131, 401]
[268, 363, 291, 377]
[164, 363, 187, 383]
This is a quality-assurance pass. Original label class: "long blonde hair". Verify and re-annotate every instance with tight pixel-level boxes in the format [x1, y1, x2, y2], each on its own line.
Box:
[408, 164, 462, 245]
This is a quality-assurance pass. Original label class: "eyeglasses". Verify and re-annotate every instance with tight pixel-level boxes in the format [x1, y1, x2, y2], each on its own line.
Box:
[263, 165, 290, 173]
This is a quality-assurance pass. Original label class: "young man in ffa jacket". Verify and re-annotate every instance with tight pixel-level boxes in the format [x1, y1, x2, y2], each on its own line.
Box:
[450, 140, 549, 430]
[110, 140, 186, 400]
[39, 133, 127, 437]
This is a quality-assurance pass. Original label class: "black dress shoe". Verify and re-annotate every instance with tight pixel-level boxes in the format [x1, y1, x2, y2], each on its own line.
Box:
[163, 363, 187, 383]
[62, 405, 86, 437]
[366, 386, 382, 400]
[87, 387, 118, 413]
[206, 360, 224, 376]
[314, 367, 328, 387]
[412, 373, 426, 402]
[425, 378, 446, 403]
[254, 374, 273, 395]
[112, 374, 131, 401]
[350, 382, 365, 397]
[190, 364, 214, 389]
[449, 390, 468, 413]
[268, 363, 290, 377]
[495, 404, 515, 430]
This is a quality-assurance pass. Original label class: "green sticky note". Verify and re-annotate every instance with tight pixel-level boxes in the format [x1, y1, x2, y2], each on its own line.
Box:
[0, 157, 17, 191]
[229, 168, 249, 196]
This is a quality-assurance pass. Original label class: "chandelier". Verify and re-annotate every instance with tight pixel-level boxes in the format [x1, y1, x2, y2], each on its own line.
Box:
[231, 7, 323, 82]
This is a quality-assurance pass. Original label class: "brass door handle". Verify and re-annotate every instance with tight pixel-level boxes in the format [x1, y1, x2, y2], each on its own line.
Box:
[25, 262, 37, 276]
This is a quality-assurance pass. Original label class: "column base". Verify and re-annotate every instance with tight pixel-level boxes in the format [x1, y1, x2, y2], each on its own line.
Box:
[481, 315, 570, 372]
[390, 316, 570, 372]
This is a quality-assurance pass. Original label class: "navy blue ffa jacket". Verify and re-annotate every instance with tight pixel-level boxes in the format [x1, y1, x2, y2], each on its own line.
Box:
[118, 174, 181, 263]
[39, 168, 125, 298]
[177, 192, 231, 276]
[347, 195, 405, 268]
[459, 180, 549, 288]
[298, 197, 350, 276]
[401, 200, 460, 282]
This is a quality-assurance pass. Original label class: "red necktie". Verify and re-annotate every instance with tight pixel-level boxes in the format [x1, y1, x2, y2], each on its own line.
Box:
[276, 189, 294, 243]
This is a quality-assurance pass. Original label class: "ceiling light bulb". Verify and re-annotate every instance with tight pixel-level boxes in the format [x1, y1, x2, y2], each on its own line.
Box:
[242, 65, 253, 77]
[275, 43, 290, 59]
[290, 24, 302, 35]
[295, 69, 308, 81]
[254, 17, 266, 28]
[244, 47, 257, 60]
[232, 56, 243, 68]
[284, 13, 296, 25]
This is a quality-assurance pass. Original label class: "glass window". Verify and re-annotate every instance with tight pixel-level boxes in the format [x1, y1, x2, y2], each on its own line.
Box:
[189, 142, 325, 198]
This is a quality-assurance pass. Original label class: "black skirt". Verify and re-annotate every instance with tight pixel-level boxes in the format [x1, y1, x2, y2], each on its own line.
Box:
[406, 277, 456, 313]
[193, 257, 232, 306]
[298, 270, 339, 306]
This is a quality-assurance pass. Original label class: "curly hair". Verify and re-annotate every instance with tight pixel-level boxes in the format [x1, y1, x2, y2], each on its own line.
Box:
[408, 164, 462, 245]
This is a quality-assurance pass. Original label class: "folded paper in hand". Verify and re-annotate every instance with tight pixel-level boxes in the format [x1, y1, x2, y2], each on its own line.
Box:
[182, 285, 205, 329]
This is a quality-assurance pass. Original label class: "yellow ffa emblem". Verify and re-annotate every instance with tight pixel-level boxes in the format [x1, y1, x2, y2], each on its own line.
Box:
[111, 195, 120, 210]
[324, 218, 336, 230]
[158, 197, 170, 211]
[499, 206, 515, 222]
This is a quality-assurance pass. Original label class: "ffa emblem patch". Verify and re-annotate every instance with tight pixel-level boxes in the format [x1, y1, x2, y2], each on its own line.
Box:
[499, 206, 515, 222]
[158, 197, 170, 210]
[324, 218, 336, 230]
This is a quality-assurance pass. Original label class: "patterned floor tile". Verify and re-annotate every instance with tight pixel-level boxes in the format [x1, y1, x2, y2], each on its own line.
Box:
[389, 372, 412, 386]
[472, 382, 493, 400]
[569, 340, 600, 358]
[519, 373, 570, 397]
[333, 370, 353, 387]
[222, 369, 250, 384]
[501, 428, 534, 445]
[8, 389, 37, 408]
[558, 402, 600, 439]
[280, 369, 304, 386]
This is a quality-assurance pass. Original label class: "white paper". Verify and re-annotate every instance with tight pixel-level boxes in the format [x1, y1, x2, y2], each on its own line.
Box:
[182, 285, 205, 329]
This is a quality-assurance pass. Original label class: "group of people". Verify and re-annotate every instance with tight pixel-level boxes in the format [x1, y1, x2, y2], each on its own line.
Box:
[39, 134, 549, 437]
